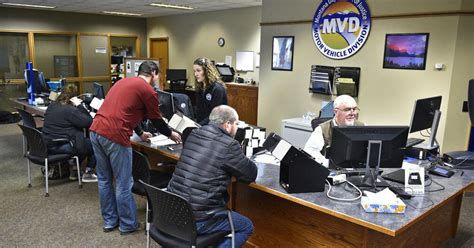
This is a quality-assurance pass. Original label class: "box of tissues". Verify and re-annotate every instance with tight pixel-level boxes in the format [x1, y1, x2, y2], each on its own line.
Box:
[361, 188, 406, 214]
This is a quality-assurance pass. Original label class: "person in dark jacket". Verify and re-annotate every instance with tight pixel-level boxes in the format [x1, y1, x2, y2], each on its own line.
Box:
[193, 57, 228, 125]
[168, 105, 257, 248]
[42, 84, 97, 182]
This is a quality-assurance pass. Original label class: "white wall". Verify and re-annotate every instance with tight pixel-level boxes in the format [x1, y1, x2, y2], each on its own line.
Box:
[147, 7, 261, 86]
[259, 0, 473, 152]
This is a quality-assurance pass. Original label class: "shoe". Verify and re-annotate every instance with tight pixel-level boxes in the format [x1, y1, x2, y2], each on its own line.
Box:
[103, 224, 118, 233]
[120, 223, 141, 235]
[82, 171, 98, 183]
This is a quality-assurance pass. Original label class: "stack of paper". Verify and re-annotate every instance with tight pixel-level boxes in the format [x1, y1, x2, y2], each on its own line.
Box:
[149, 134, 176, 146]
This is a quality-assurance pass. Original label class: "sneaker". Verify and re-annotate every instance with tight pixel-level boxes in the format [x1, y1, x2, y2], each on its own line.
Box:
[82, 171, 98, 183]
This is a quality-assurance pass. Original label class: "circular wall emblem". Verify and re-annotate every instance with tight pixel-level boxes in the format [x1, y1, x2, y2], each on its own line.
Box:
[312, 0, 371, 59]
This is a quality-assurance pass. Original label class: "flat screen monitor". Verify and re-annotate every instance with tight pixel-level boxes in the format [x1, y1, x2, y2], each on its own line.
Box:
[157, 90, 174, 120]
[330, 126, 409, 169]
[409, 96, 442, 133]
[166, 69, 187, 82]
[111, 55, 123, 65]
[216, 66, 233, 76]
[319, 101, 334, 118]
[25, 69, 49, 95]
[93, 82, 105, 99]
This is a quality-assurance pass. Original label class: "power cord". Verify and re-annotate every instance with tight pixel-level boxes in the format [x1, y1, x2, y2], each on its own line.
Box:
[325, 179, 363, 202]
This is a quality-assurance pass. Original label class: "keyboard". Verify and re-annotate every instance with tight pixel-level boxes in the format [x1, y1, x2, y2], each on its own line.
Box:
[406, 137, 425, 147]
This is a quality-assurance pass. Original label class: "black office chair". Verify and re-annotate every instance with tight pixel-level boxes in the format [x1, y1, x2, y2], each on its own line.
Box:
[311, 117, 332, 130]
[140, 180, 235, 248]
[18, 124, 82, 197]
[16, 108, 42, 155]
[132, 150, 173, 247]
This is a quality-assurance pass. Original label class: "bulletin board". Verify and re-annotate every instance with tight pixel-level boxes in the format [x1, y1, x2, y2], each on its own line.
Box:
[124, 57, 160, 78]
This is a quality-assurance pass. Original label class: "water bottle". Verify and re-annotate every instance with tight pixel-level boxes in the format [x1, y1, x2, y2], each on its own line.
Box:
[26, 62, 35, 105]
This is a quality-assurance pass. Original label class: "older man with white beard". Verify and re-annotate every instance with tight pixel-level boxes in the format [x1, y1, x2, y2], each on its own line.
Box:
[304, 94, 364, 167]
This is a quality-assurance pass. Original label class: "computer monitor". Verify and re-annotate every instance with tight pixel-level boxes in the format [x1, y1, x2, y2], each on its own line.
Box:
[25, 69, 49, 95]
[215, 64, 234, 82]
[93, 82, 105, 99]
[330, 126, 409, 188]
[167, 69, 187, 82]
[319, 101, 334, 118]
[409, 96, 442, 149]
[156, 90, 175, 120]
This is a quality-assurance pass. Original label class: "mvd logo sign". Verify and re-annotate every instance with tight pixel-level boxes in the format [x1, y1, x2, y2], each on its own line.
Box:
[312, 0, 371, 60]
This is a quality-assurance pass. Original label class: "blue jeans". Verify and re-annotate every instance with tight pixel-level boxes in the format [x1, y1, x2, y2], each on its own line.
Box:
[90, 132, 138, 232]
[196, 211, 253, 248]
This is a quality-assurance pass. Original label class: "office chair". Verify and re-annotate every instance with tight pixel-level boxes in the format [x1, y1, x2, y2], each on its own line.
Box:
[311, 117, 332, 130]
[17, 124, 82, 197]
[140, 180, 235, 248]
[173, 93, 195, 120]
[132, 150, 173, 247]
[16, 108, 42, 155]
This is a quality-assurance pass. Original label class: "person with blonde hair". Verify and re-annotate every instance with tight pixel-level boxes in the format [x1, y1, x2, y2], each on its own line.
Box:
[42, 83, 97, 182]
[304, 95, 364, 167]
[193, 57, 228, 125]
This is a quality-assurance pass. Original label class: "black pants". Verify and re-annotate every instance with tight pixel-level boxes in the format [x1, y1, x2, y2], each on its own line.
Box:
[48, 139, 96, 170]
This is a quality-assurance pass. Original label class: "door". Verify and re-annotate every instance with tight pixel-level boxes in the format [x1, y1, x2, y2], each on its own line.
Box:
[150, 38, 169, 90]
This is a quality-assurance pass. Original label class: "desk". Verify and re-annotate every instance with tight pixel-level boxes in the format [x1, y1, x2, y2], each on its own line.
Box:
[235, 163, 474, 247]
[12, 98, 47, 127]
[131, 140, 474, 247]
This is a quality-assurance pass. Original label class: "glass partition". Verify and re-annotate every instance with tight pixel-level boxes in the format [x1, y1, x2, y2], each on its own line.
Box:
[80, 35, 109, 77]
[0, 32, 30, 81]
[34, 34, 77, 78]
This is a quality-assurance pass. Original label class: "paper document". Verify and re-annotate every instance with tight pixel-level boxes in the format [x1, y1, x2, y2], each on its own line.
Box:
[149, 134, 177, 146]
[168, 113, 199, 133]
[90, 97, 104, 110]
[272, 139, 292, 161]
[70, 97, 82, 106]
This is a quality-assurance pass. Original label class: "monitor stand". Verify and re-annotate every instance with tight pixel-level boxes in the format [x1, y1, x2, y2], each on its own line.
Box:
[347, 140, 390, 189]
[414, 110, 441, 150]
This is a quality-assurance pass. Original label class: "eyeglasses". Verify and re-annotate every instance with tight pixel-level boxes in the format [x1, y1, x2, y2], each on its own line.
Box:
[335, 107, 360, 113]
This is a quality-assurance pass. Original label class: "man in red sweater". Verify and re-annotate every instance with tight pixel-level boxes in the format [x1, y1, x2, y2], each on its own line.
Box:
[90, 61, 181, 235]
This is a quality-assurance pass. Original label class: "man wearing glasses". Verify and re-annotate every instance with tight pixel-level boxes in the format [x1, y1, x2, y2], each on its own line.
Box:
[304, 94, 364, 167]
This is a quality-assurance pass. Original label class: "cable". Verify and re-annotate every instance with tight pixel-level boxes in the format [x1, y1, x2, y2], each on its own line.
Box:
[424, 175, 445, 192]
[325, 179, 363, 202]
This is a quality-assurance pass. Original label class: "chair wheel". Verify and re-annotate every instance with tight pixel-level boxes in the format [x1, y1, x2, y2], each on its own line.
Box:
[45, 193, 50, 197]
[28, 184, 32, 188]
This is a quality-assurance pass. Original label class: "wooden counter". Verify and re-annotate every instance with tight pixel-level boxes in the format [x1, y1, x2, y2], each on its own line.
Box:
[226, 83, 258, 125]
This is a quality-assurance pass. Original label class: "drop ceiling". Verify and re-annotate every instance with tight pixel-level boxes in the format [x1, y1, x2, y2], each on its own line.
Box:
[1, 0, 262, 18]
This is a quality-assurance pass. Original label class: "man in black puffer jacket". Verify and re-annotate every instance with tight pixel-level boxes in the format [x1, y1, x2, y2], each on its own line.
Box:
[168, 105, 257, 248]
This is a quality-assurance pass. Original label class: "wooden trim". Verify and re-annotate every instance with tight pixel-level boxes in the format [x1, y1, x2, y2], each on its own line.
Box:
[136, 36, 141, 57]
[260, 11, 474, 26]
[27, 32, 35, 66]
[78, 32, 108, 37]
[109, 33, 139, 38]
[76, 33, 83, 93]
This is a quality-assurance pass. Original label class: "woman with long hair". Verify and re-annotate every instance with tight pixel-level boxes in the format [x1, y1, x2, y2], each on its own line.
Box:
[193, 57, 228, 125]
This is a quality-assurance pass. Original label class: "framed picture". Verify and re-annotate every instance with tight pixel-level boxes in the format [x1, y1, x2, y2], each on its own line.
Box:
[272, 36, 294, 71]
[383, 33, 429, 70]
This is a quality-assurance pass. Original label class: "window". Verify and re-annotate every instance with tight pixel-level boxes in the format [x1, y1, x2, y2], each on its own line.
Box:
[0, 32, 29, 81]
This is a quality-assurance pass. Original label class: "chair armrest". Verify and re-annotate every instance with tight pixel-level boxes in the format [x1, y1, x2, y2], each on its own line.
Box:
[51, 138, 74, 147]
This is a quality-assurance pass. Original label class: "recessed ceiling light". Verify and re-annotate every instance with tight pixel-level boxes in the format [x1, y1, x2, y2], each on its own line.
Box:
[2, 2, 56, 9]
[102, 11, 143, 16]
[150, 3, 194, 10]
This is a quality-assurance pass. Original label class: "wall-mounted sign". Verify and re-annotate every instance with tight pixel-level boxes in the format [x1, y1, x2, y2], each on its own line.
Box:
[312, 0, 371, 60]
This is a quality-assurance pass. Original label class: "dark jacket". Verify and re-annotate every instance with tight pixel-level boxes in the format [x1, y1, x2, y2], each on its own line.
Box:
[167, 124, 257, 221]
[42, 102, 92, 157]
[195, 82, 227, 125]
